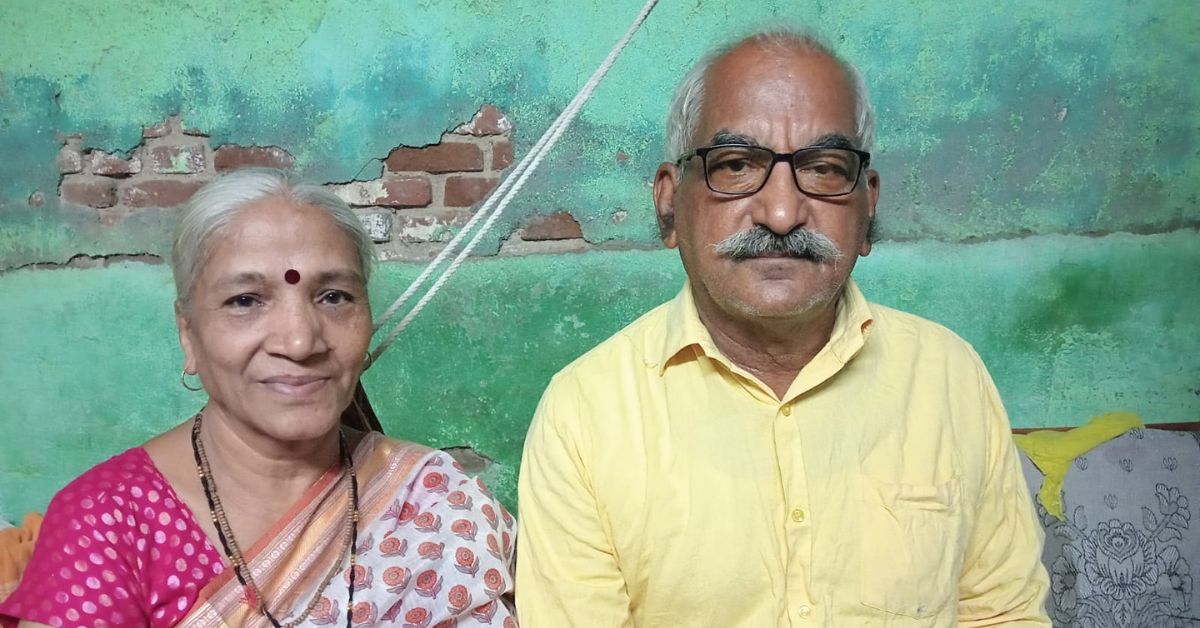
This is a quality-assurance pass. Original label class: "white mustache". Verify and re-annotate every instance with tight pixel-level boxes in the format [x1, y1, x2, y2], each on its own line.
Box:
[712, 226, 844, 263]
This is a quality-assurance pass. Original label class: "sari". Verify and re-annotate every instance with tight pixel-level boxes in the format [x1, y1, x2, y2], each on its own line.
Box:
[181, 432, 517, 627]
[0, 433, 516, 627]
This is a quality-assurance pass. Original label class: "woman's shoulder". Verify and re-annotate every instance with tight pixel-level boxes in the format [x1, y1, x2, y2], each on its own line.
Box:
[49, 446, 164, 512]
[362, 434, 505, 506]
[363, 434, 482, 484]
[362, 432, 437, 457]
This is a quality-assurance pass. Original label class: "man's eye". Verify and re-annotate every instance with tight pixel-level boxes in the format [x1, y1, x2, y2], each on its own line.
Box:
[717, 159, 752, 172]
[799, 162, 849, 178]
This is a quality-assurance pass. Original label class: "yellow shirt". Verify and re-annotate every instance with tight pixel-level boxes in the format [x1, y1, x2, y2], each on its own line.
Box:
[517, 280, 1050, 627]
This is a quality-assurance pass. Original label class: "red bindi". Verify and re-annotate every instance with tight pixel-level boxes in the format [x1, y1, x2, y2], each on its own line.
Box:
[284, 269, 300, 284]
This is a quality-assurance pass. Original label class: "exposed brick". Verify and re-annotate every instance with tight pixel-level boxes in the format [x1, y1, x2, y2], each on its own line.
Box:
[453, 105, 513, 136]
[120, 179, 205, 208]
[143, 118, 174, 138]
[330, 178, 432, 208]
[492, 141, 514, 169]
[61, 178, 117, 208]
[358, 211, 393, 243]
[444, 176, 499, 207]
[385, 142, 483, 174]
[149, 144, 206, 174]
[56, 142, 83, 174]
[393, 210, 472, 243]
[213, 145, 295, 172]
[523, 212, 583, 241]
[89, 151, 141, 176]
[380, 177, 433, 207]
[329, 181, 380, 207]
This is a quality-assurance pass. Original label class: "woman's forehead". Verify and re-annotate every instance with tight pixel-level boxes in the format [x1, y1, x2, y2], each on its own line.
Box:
[201, 199, 362, 281]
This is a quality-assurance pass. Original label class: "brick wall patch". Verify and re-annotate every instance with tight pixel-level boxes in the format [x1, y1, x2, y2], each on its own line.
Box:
[213, 145, 295, 172]
[453, 105, 513, 136]
[522, 212, 583, 241]
[385, 142, 485, 174]
[50, 105, 594, 260]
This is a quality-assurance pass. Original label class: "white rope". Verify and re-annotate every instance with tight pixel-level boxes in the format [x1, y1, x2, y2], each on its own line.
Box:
[368, 0, 660, 364]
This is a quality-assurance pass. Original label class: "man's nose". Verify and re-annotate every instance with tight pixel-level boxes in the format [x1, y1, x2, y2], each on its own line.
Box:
[265, 297, 328, 361]
[751, 161, 811, 236]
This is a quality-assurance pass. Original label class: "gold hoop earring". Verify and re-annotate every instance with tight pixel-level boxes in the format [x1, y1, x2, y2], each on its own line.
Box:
[180, 370, 203, 392]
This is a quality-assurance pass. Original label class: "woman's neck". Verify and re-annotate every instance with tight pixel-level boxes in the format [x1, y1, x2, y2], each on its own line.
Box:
[145, 409, 347, 554]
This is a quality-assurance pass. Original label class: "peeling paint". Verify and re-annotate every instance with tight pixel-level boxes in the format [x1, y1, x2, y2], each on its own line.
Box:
[3, 1, 1197, 266]
[0, 0, 1197, 520]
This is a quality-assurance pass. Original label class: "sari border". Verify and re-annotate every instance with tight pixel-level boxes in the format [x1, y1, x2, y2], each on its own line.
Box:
[181, 433, 436, 627]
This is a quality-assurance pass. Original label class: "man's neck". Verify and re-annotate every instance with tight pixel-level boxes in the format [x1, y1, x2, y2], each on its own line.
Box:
[693, 289, 841, 399]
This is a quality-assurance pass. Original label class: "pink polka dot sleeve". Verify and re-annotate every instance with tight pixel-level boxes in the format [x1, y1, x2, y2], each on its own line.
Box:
[0, 448, 224, 628]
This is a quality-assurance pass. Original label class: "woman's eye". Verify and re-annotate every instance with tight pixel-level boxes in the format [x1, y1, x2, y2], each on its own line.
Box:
[226, 294, 260, 308]
[320, 290, 354, 306]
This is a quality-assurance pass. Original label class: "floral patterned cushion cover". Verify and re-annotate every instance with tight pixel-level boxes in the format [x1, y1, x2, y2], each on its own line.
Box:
[1019, 428, 1199, 627]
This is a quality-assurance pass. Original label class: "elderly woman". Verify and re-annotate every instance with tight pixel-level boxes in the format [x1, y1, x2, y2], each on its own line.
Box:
[0, 169, 517, 627]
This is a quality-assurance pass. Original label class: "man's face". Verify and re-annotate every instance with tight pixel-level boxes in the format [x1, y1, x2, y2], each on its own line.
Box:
[654, 44, 879, 326]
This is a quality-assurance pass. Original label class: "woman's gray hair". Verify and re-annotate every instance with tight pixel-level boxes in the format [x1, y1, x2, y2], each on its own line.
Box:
[664, 28, 876, 162]
[171, 168, 375, 308]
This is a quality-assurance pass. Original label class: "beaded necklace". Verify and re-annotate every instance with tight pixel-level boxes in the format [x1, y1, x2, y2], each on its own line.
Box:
[190, 411, 359, 627]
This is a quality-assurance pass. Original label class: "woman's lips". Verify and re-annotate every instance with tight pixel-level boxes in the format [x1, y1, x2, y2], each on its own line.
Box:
[261, 375, 329, 397]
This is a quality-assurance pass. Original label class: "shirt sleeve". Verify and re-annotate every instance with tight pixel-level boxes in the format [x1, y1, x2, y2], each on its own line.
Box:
[516, 374, 634, 628]
[0, 483, 144, 627]
[957, 359, 1052, 626]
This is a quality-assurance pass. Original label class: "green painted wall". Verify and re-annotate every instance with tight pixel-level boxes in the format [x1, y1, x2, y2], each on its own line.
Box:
[3, 232, 1198, 517]
[1, 0, 1197, 518]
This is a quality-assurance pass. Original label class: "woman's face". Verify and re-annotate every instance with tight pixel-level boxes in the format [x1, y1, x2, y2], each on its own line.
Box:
[177, 196, 371, 444]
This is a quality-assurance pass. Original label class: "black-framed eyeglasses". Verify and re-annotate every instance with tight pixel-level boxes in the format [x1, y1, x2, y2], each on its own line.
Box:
[677, 144, 871, 197]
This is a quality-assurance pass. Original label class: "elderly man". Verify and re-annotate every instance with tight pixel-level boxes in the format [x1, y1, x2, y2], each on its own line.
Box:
[516, 30, 1050, 627]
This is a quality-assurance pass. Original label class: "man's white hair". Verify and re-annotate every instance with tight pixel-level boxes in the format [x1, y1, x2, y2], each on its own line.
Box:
[664, 28, 876, 162]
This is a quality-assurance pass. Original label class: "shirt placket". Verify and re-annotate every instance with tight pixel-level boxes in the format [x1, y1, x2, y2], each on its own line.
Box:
[774, 398, 818, 625]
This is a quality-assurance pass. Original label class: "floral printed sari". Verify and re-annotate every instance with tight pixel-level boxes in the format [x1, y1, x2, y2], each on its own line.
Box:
[180, 433, 517, 627]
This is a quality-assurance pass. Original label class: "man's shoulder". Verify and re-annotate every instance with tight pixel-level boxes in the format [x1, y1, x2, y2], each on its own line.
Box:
[866, 301, 985, 363]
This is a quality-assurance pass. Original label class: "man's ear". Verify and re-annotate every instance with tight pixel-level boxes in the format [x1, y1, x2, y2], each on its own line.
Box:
[858, 169, 880, 257]
[653, 162, 680, 248]
[175, 301, 197, 375]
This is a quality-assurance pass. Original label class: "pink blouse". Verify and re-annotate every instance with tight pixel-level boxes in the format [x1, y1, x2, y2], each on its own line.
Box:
[0, 447, 225, 627]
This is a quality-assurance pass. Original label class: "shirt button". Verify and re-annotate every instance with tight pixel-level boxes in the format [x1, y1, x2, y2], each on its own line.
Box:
[790, 508, 806, 523]
[781, 405, 792, 416]
[798, 605, 812, 619]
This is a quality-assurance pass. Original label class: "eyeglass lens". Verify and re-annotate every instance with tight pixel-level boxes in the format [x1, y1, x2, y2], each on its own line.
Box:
[704, 146, 862, 196]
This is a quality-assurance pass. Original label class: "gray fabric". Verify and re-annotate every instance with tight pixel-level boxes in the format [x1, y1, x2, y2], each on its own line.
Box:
[1019, 429, 1200, 627]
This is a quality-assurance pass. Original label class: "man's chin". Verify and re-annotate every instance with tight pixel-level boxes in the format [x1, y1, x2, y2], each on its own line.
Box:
[719, 283, 844, 321]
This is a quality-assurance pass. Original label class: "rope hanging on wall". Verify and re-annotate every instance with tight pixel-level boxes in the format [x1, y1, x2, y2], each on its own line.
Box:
[366, 0, 660, 366]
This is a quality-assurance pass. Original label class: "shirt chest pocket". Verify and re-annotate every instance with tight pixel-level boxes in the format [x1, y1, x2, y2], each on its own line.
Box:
[858, 476, 963, 618]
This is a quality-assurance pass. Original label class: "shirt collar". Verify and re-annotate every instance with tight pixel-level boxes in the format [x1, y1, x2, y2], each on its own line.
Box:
[652, 278, 875, 375]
